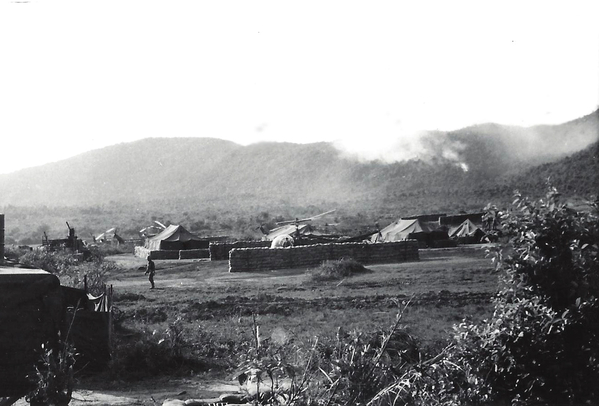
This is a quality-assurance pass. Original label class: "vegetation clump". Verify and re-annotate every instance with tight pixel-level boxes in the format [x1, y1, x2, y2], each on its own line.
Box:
[108, 317, 207, 380]
[27, 340, 75, 406]
[372, 187, 599, 406]
[233, 305, 416, 406]
[17, 249, 117, 295]
[307, 258, 371, 282]
[463, 188, 599, 404]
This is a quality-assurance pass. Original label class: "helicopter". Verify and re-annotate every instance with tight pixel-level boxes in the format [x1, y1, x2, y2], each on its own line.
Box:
[260, 210, 337, 246]
[91, 227, 125, 245]
[139, 221, 167, 238]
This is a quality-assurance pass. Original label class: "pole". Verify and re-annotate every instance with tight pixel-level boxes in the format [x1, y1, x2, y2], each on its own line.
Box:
[0, 214, 4, 265]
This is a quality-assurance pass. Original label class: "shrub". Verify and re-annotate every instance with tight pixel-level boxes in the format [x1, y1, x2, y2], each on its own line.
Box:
[19, 250, 78, 274]
[314, 329, 403, 405]
[27, 340, 76, 406]
[373, 187, 599, 405]
[17, 249, 118, 294]
[3, 244, 31, 261]
[307, 258, 371, 281]
[465, 188, 599, 404]
[108, 317, 203, 380]
[59, 260, 118, 296]
[233, 304, 415, 406]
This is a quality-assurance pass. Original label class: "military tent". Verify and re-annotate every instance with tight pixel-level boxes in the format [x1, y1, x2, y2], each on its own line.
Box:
[448, 219, 485, 244]
[372, 218, 449, 247]
[144, 224, 208, 251]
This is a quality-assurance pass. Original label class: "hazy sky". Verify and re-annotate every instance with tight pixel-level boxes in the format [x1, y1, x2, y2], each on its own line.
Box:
[0, 0, 598, 174]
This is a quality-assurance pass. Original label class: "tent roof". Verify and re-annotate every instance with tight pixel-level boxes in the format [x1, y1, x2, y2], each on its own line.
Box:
[266, 224, 312, 241]
[147, 224, 202, 243]
[449, 219, 483, 238]
[373, 218, 439, 242]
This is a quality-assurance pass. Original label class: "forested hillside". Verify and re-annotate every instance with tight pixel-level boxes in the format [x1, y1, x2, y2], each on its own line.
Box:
[0, 111, 596, 244]
[508, 141, 598, 198]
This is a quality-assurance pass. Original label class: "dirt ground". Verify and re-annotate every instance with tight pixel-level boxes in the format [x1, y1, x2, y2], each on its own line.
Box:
[14, 378, 240, 406]
[19, 245, 497, 406]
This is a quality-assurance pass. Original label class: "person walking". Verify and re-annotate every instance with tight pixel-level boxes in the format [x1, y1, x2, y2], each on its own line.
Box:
[145, 256, 156, 289]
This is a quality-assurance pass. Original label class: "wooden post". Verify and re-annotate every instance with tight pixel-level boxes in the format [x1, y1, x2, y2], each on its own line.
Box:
[0, 214, 4, 265]
[108, 284, 113, 355]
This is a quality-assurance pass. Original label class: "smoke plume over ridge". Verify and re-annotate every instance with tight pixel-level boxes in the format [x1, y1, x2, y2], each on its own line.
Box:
[332, 109, 599, 174]
[333, 130, 470, 171]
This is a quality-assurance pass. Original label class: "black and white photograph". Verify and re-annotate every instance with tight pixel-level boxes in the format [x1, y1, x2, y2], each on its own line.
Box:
[0, 1, 598, 405]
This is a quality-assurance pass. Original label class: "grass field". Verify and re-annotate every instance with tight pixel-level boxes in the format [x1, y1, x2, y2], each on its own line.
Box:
[71, 245, 499, 404]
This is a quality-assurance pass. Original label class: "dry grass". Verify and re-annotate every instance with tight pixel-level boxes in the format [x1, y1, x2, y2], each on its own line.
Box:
[306, 258, 372, 281]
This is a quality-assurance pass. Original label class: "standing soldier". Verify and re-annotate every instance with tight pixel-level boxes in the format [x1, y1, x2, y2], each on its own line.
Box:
[145, 256, 156, 289]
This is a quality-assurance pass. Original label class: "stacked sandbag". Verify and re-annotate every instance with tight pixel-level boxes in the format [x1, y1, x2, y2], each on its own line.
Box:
[179, 249, 210, 259]
[209, 241, 271, 261]
[229, 241, 419, 272]
[136, 246, 210, 260]
[149, 250, 180, 260]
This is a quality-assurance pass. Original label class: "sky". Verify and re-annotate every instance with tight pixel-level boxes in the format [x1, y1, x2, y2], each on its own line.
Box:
[0, 0, 598, 174]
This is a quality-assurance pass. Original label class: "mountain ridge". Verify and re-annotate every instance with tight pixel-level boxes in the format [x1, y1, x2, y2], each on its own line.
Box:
[0, 111, 596, 211]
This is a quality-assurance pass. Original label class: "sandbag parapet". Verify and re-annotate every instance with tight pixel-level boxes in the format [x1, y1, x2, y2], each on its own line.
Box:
[229, 241, 419, 272]
[209, 241, 271, 261]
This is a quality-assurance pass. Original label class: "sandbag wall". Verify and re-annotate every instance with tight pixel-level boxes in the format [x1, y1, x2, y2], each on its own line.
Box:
[229, 240, 419, 272]
[209, 241, 271, 261]
[179, 248, 211, 259]
[135, 246, 210, 260]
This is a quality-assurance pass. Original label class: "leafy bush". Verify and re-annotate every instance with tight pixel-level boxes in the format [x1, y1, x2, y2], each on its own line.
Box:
[27, 340, 76, 406]
[466, 188, 599, 404]
[19, 250, 79, 274]
[3, 244, 31, 261]
[60, 260, 119, 296]
[108, 317, 203, 380]
[17, 249, 118, 295]
[373, 187, 599, 405]
[307, 258, 371, 282]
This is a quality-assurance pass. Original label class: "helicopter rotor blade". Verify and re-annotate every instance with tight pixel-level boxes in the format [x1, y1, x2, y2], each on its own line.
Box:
[276, 218, 311, 226]
[276, 209, 336, 226]
[309, 209, 336, 220]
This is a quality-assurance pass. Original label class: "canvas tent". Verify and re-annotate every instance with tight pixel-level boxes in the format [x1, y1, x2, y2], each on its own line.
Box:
[371, 218, 449, 246]
[144, 224, 208, 251]
[448, 219, 485, 244]
[439, 212, 484, 229]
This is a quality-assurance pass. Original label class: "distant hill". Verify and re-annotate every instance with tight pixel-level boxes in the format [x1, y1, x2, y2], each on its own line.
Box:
[442, 109, 599, 180]
[507, 141, 599, 198]
[0, 110, 596, 215]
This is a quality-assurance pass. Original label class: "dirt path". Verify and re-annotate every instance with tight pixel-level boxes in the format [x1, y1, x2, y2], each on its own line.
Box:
[13, 379, 242, 406]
